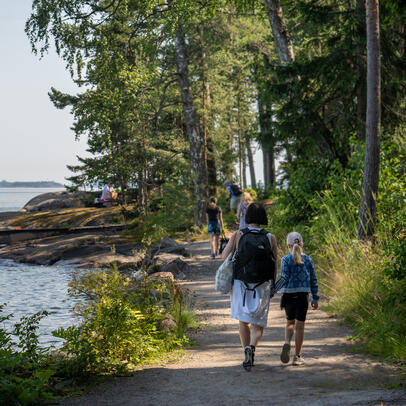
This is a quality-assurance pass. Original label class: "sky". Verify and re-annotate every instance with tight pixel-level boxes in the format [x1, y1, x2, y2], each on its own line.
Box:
[0, 1, 264, 186]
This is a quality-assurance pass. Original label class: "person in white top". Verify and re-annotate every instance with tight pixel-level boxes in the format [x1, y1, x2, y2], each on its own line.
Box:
[237, 192, 254, 230]
[221, 203, 278, 371]
[100, 184, 116, 206]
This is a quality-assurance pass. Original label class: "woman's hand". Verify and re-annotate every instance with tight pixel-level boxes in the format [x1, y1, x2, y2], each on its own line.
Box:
[311, 301, 318, 310]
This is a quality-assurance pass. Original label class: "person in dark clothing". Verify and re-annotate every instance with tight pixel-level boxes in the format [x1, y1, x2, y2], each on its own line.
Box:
[206, 197, 224, 259]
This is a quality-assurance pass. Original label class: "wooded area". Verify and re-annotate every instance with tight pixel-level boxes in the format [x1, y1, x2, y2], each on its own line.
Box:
[25, 0, 405, 233]
[1, 3, 404, 402]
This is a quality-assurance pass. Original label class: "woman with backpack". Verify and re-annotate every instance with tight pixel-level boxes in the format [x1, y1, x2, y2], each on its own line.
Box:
[223, 180, 242, 213]
[270, 232, 319, 366]
[221, 203, 277, 371]
[206, 197, 224, 259]
[237, 191, 254, 230]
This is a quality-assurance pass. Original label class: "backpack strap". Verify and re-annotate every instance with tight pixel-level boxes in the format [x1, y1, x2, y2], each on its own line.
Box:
[242, 281, 265, 307]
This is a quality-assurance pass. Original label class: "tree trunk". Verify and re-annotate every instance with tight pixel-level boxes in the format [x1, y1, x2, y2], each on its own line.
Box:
[175, 27, 208, 227]
[357, 0, 381, 239]
[119, 177, 127, 205]
[198, 26, 208, 176]
[356, 0, 367, 140]
[257, 98, 276, 187]
[246, 138, 256, 188]
[263, 147, 276, 187]
[242, 145, 247, 189]
[264, 0, 295, 64]
[237, 92, 243, 188]
[198, 26, 217, 194]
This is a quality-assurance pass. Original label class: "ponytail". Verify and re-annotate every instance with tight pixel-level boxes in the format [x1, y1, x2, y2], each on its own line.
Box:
[292, 241, 303, 264]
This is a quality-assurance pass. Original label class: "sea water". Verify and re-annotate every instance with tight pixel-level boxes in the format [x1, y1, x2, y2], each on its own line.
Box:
[0, 259, 81, 348]
[0, 187, 80, 348]
[0, 187, 64, 212]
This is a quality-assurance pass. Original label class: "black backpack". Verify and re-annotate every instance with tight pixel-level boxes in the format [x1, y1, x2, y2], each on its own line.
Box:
[233, 228, 276, 284]
[230, 184, 242, 196]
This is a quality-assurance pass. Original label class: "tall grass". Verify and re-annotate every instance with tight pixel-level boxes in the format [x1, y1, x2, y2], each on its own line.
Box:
[310, 190, 406, 362]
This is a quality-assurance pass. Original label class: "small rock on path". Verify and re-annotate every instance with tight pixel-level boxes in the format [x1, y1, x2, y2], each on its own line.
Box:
[60, 240, 406, 406]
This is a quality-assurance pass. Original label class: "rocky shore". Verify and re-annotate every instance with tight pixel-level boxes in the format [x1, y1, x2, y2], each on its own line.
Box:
[0, 232, 190, 279]
[0, 191, 191, 280]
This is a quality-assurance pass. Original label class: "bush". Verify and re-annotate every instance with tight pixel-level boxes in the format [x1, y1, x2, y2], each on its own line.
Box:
[0, 305, 56, 406]
[53, 268, 193, 376]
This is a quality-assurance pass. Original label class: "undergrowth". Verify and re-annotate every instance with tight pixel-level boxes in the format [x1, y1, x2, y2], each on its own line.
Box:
[269, 142, 406, 365]
[0, 267, 196, 405]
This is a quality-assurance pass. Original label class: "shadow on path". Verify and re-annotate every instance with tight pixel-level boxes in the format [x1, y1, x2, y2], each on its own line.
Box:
[60, 240, 406, 406]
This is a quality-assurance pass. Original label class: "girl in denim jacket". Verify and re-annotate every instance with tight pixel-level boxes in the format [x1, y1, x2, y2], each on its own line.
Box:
[270, 232, 319, 365]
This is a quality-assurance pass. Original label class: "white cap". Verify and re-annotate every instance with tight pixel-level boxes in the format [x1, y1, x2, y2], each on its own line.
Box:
[287, 232, 303, 246]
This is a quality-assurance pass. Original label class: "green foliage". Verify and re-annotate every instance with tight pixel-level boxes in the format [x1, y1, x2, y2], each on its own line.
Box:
[53, 268, 192, 375]
[128, 181, 194, 244]
[0, 305, 56, 405]
[306, 144, 406, 362]
[242, 187, 257, 201]
[0, 263, 196, 403]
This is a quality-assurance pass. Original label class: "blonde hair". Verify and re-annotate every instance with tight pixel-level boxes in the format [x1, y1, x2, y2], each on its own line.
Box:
[241, 192, 253, 205]
[291, 243, 303, 264]
[287, 232, 304, 264]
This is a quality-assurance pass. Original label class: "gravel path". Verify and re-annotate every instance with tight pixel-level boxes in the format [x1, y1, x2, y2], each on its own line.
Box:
[60, 240, 406, 406]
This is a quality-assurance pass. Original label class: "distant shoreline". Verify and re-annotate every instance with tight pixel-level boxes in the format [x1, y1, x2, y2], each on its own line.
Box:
[0, 181, 64, 188]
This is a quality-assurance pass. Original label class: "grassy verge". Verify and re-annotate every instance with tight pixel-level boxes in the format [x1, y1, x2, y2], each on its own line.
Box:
[266, 159, 406, 367]
[0, 267, 196, 405]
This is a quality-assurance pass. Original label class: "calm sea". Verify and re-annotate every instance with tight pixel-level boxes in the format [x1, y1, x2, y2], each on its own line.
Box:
[0, 187, 79, 347]
[0, 187, 64, 212]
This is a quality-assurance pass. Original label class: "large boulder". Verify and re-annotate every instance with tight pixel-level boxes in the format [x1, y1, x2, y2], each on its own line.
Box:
[23, 191, 89, 212]
[150, 252, 188, 279]
[145, 237, 188, 265]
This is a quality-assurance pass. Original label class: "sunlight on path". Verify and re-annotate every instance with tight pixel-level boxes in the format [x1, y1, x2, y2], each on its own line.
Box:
[60, 240, 406, 406]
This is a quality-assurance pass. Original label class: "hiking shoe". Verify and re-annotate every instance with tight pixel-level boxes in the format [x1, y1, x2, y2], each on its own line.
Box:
[243, 346, 253, 371]
[292, 355, 305, 366]
[280, 343, 291, 364]
[250, 345, 256, 366]
[211, 253, 215, 259]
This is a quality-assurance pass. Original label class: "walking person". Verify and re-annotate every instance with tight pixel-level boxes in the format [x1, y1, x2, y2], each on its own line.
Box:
[237, 192, 254, 230]
[270, 232, 319, 366]
[223, 180, 242, 213]
[221, 203, 277, 371]
[206, 197, 224, 259]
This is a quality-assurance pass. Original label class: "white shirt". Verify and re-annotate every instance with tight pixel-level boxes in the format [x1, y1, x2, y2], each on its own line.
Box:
[101, 185, 112, 200]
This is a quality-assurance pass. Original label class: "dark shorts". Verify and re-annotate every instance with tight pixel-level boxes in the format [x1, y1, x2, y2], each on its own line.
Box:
[281, 292, 309, 322]
[208, 221, 221, 235]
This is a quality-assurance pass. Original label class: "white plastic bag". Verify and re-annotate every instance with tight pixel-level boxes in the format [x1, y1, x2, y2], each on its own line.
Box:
[215, 252, 234, 294]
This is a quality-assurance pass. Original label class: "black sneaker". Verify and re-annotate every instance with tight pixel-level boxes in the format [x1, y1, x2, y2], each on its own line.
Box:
[243, 346, 253, 371]
[250, 345, 256, 366]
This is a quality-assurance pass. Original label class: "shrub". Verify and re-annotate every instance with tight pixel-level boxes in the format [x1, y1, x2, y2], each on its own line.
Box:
[0, 305, 56, 406]
[53, 268, 193, 375]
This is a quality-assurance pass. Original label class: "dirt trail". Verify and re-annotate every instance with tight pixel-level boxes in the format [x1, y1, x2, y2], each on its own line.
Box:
[61, 240, 406, 406]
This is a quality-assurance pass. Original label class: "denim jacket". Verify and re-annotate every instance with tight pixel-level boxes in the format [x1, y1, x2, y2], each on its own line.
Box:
[270, 253, 319, 303]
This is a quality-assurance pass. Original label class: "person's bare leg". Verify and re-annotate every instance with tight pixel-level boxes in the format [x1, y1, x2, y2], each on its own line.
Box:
[249, 324, 264, 347]
[280, 319, 295, 363]
[239, 321, 250, 348]
[285, 319, 295, 343]
[294, 320, 305, 356]
[214, 235, 220, 254]
[210, 235, 215, 255]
